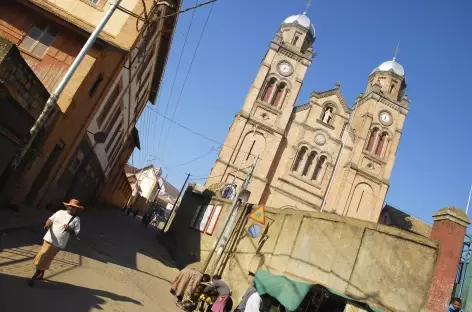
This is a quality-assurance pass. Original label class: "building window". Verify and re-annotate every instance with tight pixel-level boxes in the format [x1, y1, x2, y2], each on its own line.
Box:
[69, 151, 84, 173]
[365, 127, 388, 158]
[271, 83, 287, 108]
[312, 156, 326, 181]
[103, 101, 123, 136]
[89, 73, 104, 97]
[292, 147, 307, 172]
[366, 127, 379, 152]
[302, 152, 316, 176]
[19, 24, 57, 58]
[81, 0, 107, 10]
[105, 119, 124, 153]
[97, 78, 122, 127]
[375, 132, 388, 157]
[261, 78, 276, 102]
[292, 35, 299, 45]
[108, 133, 124, 162]
[321, 106, 334, 124]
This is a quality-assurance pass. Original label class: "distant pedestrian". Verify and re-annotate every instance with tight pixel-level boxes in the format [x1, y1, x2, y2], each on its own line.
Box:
[28, 199, 84, 287]
[449, 298, 464, 312]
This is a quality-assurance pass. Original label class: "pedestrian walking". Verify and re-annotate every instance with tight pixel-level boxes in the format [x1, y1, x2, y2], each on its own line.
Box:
[28, 199, 83, 287]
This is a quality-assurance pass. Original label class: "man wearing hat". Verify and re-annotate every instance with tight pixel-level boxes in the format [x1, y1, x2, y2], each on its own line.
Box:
[28, 199, 84, 286]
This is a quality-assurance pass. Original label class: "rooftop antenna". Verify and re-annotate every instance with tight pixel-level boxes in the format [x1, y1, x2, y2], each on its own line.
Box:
[304, 0, 312, 15]
[393, 41, 400, 61]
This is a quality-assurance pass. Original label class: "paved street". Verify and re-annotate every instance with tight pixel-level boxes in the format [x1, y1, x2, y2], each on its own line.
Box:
[0, 207, 183, 312]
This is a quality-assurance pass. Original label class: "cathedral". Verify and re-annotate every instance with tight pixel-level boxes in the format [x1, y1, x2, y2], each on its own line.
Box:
[205, 12, 409, 222]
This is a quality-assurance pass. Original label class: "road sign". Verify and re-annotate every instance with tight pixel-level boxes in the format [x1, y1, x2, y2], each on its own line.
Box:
[248, 224, 262, 238]
[93, 131, 107, 144]
[248, 205, 265, 225]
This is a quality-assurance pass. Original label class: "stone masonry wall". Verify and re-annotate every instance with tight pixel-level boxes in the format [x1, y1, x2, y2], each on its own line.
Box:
[167, 190, 440, 312]
[220, 208, 438, 312]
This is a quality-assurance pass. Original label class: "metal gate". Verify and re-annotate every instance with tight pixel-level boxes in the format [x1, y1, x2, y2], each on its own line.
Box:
[453, 234, 472, 311]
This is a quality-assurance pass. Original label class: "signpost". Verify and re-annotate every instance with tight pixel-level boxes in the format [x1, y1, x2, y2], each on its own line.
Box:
[248, 205, 265, 225]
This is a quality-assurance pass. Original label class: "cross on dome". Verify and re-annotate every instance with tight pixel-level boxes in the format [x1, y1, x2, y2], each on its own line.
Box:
[304, 0, 312, 15]
[393, 41, 400, 61]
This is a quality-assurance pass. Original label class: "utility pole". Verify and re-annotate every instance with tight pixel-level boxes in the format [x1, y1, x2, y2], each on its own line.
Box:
[162, 173, 190, 232]
[203, 155, 258, 274]
[321, 97, 360, 212]
[12, 0, 124, 169]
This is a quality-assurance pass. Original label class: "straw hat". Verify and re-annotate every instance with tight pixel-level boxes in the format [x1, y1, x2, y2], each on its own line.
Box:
[63, 199, 85, 210]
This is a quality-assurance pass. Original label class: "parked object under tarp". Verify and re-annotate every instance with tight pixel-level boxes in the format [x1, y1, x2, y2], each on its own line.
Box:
[253, 270, 383, 312]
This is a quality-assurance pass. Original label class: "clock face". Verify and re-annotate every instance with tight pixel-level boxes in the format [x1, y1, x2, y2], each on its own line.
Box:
[379, 111, 392, 125]
[278, 62, 293, 76]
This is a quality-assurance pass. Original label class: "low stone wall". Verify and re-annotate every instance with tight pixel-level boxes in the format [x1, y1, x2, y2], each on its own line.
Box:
[222, 208, 438, 312]
[166, 189, 440, 312]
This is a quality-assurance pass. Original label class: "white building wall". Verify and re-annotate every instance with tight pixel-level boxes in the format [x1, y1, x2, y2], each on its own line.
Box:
[137, 167, 157, 199]
[87, 21, 160, 177]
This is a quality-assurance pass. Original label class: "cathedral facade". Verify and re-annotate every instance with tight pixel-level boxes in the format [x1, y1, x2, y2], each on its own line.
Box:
[205, 13, 409, 222]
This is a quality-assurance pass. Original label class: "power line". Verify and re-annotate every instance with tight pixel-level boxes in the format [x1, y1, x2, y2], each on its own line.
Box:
[190, 164, 252, 181]
[159, 0, 215, 160]
[149, 106, 222, 146]
[148, 106, 261, 159]
[156, 0, 200, 158]
[163, 147, 219, 168]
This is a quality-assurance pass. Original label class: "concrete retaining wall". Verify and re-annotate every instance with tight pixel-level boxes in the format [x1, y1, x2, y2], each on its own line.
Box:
[167, 189, 439, 312]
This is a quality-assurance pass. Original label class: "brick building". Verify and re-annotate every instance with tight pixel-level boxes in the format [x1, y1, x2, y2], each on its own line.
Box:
[0, 0, 180, 209]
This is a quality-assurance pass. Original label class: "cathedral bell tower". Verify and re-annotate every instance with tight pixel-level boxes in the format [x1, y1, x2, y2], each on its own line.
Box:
[326, 56, 410, 221]
[205, 13, 316, 202]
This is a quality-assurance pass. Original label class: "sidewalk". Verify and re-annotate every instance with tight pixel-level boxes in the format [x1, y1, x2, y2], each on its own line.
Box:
[0, 205, 183, 311]
[0, 205, 51, 233]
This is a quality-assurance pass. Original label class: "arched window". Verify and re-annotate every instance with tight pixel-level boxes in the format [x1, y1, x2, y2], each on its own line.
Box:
[312, 156, 326, 181]
[375, 132, 388, 157]
[292, 147, 307, 172]
[271, 83, 287, 108]
[366, 127, 379, 152]
[261, 78, 276, 102]
[321, 106, 334, 124]
[292, 35, 299, 45]
[302, 151, 316, 176]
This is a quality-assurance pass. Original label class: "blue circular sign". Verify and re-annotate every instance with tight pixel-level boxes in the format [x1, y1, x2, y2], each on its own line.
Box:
[248, 224, 262, 238]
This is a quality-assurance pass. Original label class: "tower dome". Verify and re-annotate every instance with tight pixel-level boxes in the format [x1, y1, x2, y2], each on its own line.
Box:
[371, 59, 405, 77]
[282, 13, 315, 38]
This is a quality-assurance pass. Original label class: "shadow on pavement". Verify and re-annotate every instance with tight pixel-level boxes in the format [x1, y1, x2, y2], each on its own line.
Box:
[68, 206, 177, 269]
[0, 273, 142, 312]
[1, 205, 178, 285]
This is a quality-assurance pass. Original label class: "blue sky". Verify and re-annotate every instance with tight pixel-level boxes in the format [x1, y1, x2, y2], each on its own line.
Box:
[132, 0, 472, 223]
